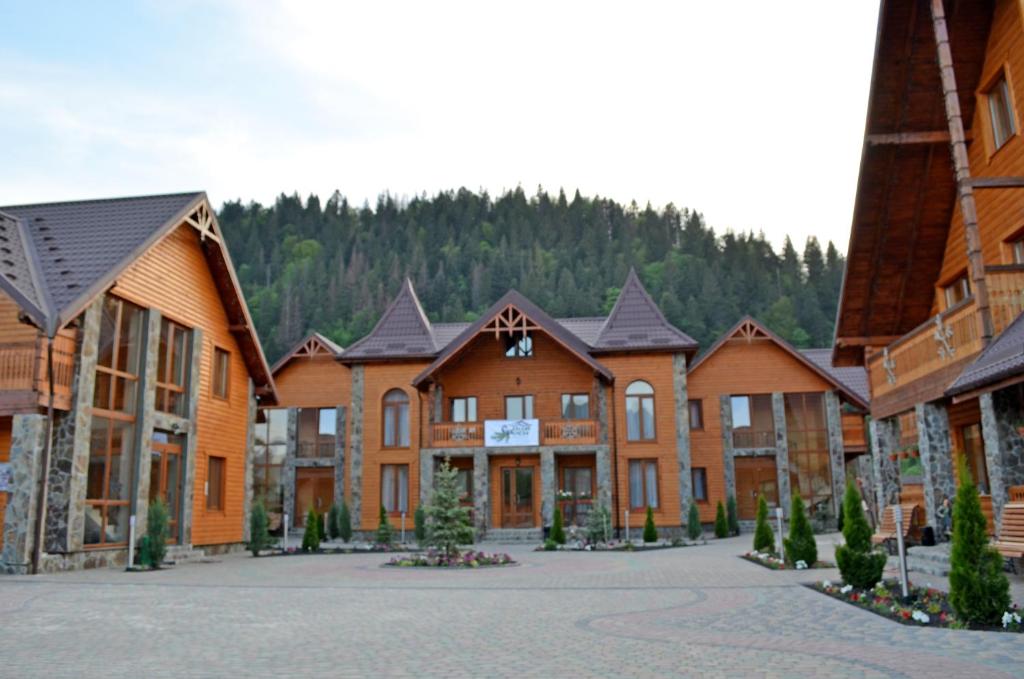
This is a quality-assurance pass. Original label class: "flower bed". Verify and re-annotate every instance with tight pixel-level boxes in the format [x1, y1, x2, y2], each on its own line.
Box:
[383, 549, 515, 568]
[534, 538, 701, 552]
[258, 543, 419, 557]
[742, 551, 833, 570]
[812, 579, 1024, 633]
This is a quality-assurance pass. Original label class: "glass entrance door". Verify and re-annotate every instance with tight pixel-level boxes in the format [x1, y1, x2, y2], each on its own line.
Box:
[501, 467, 535, 528]
[150, 432, 184, 543]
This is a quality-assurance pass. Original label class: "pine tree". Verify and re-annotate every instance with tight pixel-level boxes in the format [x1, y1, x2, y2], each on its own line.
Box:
[551, 506, 566, 545]
[727, 496, 740, 536]
[414, 504, 426, 545]
[949, 458, 1010, 625]
[642, 506, 658, 543]
[317, 512, 326, 543]
[834, 481, 886, 588]
[714, 501, 729, 538]
[687, 502, 702, 541]
[327, 504, 340, 540]
[146, 498, 170, 569]
[249, 501, 272, 556]
[783, 494, 818, 566]
[753, 495, 775, 553]
[338, 502, 352, 543]
[426, 459, 474, 557]
[375, 505, 393, 545]
[585, 503, 611, 545]
[302, 509, 320, 552]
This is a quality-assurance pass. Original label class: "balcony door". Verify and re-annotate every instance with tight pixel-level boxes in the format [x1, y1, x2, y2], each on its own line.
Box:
[501, 467, 535, 528]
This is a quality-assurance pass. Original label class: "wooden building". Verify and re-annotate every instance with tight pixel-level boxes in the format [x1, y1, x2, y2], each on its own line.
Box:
[0, 193, 276, 573]
[833, 0, 1024, 536]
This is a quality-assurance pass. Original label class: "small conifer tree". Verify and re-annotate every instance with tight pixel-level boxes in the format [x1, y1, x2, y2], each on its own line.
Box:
[687, 502, 702, 541]
[414, 504, 426, 545]
[837, 497, 845, 534]
[585, 503, 611, 544]
[642, 506, 658, 543]
[249, 501, 272, 556]
[426, 459, 474, 557]
[834, 481, 886, 588]
[301, 509, 320, 552]
[327, 504, 341, 540]
[753, 495, 775, 553]
[376, 505, 393, 545]
[551, 506, 566, 544]
[714, 501, 729, 538]
[727, 496, 740, 536]
[783, 494, 817, 565]
[949, 458, 1010, 625]
[317, 512, 326, 542]
[146, 497, 170, 569]
[338, 502, 353, 543]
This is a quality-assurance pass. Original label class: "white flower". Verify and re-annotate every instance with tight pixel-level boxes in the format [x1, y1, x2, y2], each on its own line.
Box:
[911, 610, 930, 624]
[840, 585, 853, 594]
[795, 560, 808, 570]
[822, 580, 832, 589]
[1002, 611, 1022, 629]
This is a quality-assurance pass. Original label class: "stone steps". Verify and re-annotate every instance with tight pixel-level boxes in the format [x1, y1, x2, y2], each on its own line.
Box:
[482, 528, 544, 543]
[164, 545, 209, 565]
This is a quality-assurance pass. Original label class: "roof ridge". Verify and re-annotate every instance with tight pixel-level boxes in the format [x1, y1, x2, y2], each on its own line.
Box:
[0, 191, 204, 211]
[15, 215, 56, 334]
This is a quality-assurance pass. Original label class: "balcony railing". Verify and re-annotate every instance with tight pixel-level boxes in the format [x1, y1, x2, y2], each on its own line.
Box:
[297, 440, 335, 458]
[429, 419, 599, 448]
[732, 429, 775, 449]
[0, 333, 77, 413]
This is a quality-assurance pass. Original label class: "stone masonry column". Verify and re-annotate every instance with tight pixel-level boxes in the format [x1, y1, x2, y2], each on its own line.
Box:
[720, 395, 736, 501]
[540, 448, 555, 527]
[594, 377, 609, 445]
[281, 408, 298, 526]
[179, 327, 203, 546]
[132, 308, 162, 536]
[595, 445, 612, 510]
[980, 390, 1024, 529]
[418, 450, 434, 506]
[824, 391, 847, 516]
[432, 384, 443, 423]
[870, 416, 901, 516]
[672, 353, 692, 525]
[334, 405, 348, 505]
[349, 365, 365, 528]
[472, 449, 488, 535]
[916, 401, 955, 532]
[242, 379, 256, 543]
[0, 414, 47, 573]
[771, 392, 792, 515]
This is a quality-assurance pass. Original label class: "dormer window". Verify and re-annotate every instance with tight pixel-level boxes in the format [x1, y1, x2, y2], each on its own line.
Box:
[987, 73, 1016, 151]
[505, 331, 533, 358]
[943, 274, 970, 309]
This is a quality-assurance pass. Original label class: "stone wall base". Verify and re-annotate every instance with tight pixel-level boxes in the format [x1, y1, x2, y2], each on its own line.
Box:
[38, 548, 127, 573]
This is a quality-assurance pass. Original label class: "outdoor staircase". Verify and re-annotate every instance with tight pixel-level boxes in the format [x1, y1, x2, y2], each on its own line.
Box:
[482, 528, 544, 543]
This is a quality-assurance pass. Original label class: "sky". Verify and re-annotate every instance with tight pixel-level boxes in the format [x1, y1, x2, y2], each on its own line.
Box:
[0, 1, 879, 251]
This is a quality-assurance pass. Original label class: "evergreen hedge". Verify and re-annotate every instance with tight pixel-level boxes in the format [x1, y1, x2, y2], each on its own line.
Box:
[426, 459, 474, 557]
[301, 509, 320, 552]
[642, 506, 658, 543]
[714, 501, 729, 538]
[687, 502, 702, 541]
[327, 504, 341, 540]
[338, 502, 353, 543]
[834, 481, 886, 588]
[248, 501, 272, 556]
[414, 504, 426, 545]
[783, 494, 817, 566]
[726, 496, 740, 536]
[146, 498, 170, 568]
[316, 512, 326, 543]
[551, 506, 566, 544]
[753, 495, 775, 553]
[376, 505, 393, 545]
[585, 503, 611, 544]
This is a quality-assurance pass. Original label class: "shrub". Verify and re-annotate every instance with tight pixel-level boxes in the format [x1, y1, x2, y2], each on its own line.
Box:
[414, 504, 426, 545]
[753, 495, 775, 553]
[837, 497, 845, 534]
[585, 503, 612, 544]
[642, 506, 658, 543]
[426, 458, 474, 557]
[543, 538, 557, 551]
[376, 505, 393, 545]
[248, 501, 272, 556]
[727, 495, 740, 536]
[301, 509, 320, 552]
[783, 494, 817, 566]
[687, 502, 702, 541]
[714, 501, 729, 538]
[834, 481, 886, 588]
[317, 512, 326, 543]
[551, 506, 566, 544]
[949, 458, 1010, 626]
[138, 536, 152, 568]
[327, 504, 340, 540]
[146, 497, 169, 568]
[338, 502, 353, 543]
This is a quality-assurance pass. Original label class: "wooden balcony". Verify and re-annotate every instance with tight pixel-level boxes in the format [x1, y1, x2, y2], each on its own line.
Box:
[841, 412, 867, 450]
[0, 332, 77, 415]
[429, 419, 599, 448]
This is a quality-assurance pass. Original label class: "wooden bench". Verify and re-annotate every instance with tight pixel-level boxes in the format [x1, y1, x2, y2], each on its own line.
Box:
[1008, 485, 1024, 502]
[871, 503, 922, 552]
[993, 502, 1024, 571]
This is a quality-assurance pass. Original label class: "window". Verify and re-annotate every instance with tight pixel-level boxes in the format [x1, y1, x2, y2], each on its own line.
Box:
[689, 399, 704, 430]
[451, 396, 478, 423]
[207, 455, 226, 511]
[628, 459, 659, 508]
[943, 274, 970, 308]
[383, 389, 410, 447]
[381, 464, 409, 514]
[297, 407, 336, 457]
[85, 296, 144, 547]
[156, 318, 191, 417]
[625, 380, 655, 441]
[253, 409, 287, 514]
[505, 395, 534, 420]
[504, 332, 533, 357]
[987, 73, 1016, 151]
[1012, 238, 1024, 265]
[692, 467, 708, 502]
[785, 393, 832, 514]
[730, 394, 774, 448]
[212, 347, 230, 399]
[561, 393, 590, 419]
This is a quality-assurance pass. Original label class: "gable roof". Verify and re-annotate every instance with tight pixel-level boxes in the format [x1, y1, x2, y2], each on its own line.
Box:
[410, 290, 614, 388]
[271, 331, 344, 374]
[593, 268, 699, 354]
[339, 278, 438, 361]
[800, 348, 870, 406]
[0, 192, 277, 403]
[947, 311, 1024, 398]
[690, 316, 868, 409]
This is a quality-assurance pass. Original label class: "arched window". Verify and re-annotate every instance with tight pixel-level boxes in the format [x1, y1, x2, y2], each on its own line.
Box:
[383, 389, 410, 447]
[625, 380, 655, 441]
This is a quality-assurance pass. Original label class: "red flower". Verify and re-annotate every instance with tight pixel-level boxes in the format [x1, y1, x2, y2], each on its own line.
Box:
[901, 610, 911, 620]
[911, 450, 920, 458]
[889, 453, 899, 462]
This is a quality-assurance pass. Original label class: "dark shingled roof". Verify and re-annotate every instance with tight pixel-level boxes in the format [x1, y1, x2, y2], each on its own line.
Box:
[340, 278, 438, 361]
[947, 311, 1024, 397]
[592, 268, 698, 353]
[271, 331, 345, 374]
[800, 348, 870, 406]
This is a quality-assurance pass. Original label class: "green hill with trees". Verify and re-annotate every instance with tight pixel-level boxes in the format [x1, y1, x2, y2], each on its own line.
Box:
[217, 187, 844, 362]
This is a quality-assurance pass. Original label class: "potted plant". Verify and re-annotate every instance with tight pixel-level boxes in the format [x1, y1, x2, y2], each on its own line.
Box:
[1013, 419, 1024, 437]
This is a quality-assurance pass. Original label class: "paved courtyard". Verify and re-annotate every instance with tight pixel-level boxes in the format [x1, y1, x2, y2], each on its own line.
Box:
[1, 535, 1023, 678]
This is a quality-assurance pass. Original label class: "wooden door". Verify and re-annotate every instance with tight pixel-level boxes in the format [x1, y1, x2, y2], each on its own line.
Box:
[501, 467, 535, 528]
[735, 456, 778, 520]
[295, 468, 334, 527]
[150, 435, 183, 543]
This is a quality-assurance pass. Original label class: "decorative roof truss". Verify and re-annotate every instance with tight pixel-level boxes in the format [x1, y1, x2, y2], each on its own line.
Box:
[732, 319, 771, 343]
[481, 304, 540, 339]
[185, 201, 219, 243]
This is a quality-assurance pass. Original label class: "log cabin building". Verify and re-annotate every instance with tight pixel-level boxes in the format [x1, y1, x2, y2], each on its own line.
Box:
[0, 193, 276, 573]
[833, 0, 1024, 538]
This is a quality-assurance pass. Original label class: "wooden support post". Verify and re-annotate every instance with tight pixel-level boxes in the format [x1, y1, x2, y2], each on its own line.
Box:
[930, 0, 994, 344]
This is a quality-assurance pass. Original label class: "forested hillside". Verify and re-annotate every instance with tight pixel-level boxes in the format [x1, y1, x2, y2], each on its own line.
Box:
[217, 188, 845, 363]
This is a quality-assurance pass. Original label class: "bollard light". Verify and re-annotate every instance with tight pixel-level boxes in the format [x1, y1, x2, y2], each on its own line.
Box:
[893, 505, 910, 599]
[127, 515, 136, 570]
[775, 506, 784, 557]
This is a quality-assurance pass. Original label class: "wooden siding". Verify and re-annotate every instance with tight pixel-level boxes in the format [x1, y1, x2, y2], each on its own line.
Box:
[0, 290, 41, 344]
[273, 355, 350, 408]
[111, 224, 254, 546]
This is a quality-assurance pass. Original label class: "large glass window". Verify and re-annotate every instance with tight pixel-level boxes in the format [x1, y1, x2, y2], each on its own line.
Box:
[253, 408, 288, 517]
[692, 467, 708, 502]
[625, 381, 655, 441]
[561, 393, 590, 420]
[381, 464, 409, 514]
[451, 397, 478, 423]
[628, 459, 659, 509]
[298, 407, 336, 457]
[383, 389, 410, 447]
[988, 73, 1016, 151]
[689, 399, 704, 430]
[731, 394, 774, 448]
[156, 318, 191, 417]
[505, 395, 534, 420]
[785, 393, 832, 515]
[85, 296, 144, 547]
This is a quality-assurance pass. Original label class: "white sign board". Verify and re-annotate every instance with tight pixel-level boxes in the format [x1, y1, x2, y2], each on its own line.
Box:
[0, 463, 11, 492]
[484, 419, 540, 447]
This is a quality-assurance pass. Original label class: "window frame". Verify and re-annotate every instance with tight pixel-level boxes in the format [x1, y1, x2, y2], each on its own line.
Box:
[688, 399, 704, 431]
[560, 393, 590, 420]
[504, 394, 535, 420]
[156, 317, 191, 416]
[212, 346, 231, 401]
[382, 389, 411, 448]
[942, 273, 971, 309]
[985, 70, 1017, 153]
[253, 408, 287, 514]
[692, 467, 709, 503]
[206, 455, 227, 512]
[628, 459, 659, 510]
[380, 463, 410, 515]
[625, 381, 656, 442]
[504, 332, 534, 358]
[450, 396, 478, 423]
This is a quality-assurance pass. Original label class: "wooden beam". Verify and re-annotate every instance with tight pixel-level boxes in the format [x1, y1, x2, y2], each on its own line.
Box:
[866, 131, 950, 145]
[228, 324, 248, 333]
[966, 176, 1024, 189]
[835, 336, 902, 347]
